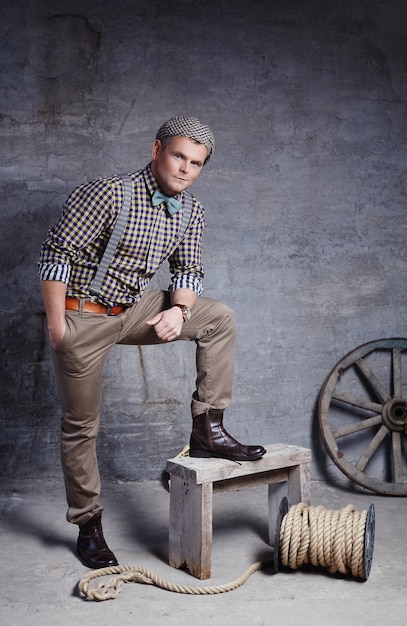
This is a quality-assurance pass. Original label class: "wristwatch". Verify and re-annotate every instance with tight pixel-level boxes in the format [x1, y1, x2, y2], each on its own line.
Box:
[173, 304, 191, 322]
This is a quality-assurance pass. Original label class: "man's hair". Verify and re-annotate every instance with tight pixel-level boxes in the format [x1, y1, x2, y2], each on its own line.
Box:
[156, 116, 215, 164]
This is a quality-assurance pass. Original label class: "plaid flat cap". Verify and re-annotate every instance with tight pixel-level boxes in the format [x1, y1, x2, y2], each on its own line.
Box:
[156, 115, 215, 163]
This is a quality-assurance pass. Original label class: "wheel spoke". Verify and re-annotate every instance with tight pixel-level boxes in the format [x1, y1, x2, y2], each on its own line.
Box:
[333, 414, 383, 439]
[355, 424, 389, 471]
[332, 389, 383, 413]
[391, 432, 404, 483]
[392, 349, 403, 398]
[355, 358, 392, 403]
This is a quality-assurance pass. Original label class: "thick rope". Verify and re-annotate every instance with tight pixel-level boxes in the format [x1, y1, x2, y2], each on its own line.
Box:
[279, 503, 368, 579]
[78, 502, 370, 601]
[78, 558, 274, 601]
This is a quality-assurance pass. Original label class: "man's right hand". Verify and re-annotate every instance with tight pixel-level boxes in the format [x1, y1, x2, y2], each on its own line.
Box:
[48, 322, 67, 350]
[40, 280, 68, 350]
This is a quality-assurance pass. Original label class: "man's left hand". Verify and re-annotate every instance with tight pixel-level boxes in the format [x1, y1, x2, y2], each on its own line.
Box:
[146, 307, 183, 341]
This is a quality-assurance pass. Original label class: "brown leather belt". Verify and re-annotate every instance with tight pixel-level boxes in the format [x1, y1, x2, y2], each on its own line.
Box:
[65, 297, 125, 316]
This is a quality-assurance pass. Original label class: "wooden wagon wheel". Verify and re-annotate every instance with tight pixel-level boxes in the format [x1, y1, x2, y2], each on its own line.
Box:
[318, 338, 407, 496]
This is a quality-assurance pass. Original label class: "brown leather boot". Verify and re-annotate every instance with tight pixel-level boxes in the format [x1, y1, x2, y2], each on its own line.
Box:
[76, 513, 118, 569]
[189, 409, 266, 461]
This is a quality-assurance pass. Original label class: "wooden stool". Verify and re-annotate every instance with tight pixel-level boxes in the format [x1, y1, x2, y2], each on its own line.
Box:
[166, 443, 311, 579]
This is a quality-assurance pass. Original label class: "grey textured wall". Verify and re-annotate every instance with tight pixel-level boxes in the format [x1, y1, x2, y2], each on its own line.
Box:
[1, 0, 406, 483]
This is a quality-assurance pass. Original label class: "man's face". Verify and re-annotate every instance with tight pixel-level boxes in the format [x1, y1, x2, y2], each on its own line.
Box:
[151, 136, 208, 196]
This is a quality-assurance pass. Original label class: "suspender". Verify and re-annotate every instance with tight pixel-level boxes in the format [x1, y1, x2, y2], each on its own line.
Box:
[179, 191, 193, 241]
[89, 175, 194, 299]
[89, 175, 132, 298]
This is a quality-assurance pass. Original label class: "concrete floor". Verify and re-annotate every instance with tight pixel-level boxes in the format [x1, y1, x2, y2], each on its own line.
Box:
[1, 474, 406, 626]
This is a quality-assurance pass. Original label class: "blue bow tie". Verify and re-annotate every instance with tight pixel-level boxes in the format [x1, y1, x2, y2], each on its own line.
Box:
[152, 190, 182, 215]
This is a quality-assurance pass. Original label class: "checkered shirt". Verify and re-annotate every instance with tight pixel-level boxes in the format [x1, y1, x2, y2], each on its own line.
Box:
[38, 164, 205, 306]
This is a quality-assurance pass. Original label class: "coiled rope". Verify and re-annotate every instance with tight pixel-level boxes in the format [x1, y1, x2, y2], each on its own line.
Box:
[279, 502, 368, 579]
[78, 501, 373, 601]
[78, 558, 274, 601]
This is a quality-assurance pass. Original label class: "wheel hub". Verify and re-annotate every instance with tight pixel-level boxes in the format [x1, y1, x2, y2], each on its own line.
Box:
[382, 398, 407, 432]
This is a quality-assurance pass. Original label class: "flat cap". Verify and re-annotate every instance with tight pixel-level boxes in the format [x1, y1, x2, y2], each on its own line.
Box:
[156, 115, 215, 164]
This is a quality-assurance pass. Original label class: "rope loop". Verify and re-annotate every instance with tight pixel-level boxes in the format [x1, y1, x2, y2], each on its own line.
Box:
[78, 559, 274, 601]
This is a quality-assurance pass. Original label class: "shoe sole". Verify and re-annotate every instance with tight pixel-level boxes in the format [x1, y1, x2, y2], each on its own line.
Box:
[189, 449, 266, 462]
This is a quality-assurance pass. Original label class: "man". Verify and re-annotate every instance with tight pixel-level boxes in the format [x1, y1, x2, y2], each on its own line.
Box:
[39, 116, 266, 569]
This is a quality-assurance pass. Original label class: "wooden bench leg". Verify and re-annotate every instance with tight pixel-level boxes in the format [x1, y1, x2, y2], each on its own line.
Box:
[287, 462, 311, 507]
[268, 462, 311, 545]
[168, 474, 213, 579]
[268, 481, 288, 546]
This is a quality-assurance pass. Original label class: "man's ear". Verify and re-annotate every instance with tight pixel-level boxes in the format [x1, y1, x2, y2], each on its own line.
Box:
[151, 139, 162, 160]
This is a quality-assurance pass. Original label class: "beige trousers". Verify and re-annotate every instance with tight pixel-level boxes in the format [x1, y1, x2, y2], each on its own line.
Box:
[52, 290, 236, 524]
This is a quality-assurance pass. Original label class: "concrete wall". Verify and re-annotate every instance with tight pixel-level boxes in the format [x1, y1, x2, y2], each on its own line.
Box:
[1, 0, 406, 484]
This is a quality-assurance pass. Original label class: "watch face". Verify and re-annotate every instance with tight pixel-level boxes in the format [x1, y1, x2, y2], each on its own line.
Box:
[174, 304, 191, 321]
[183, 306, 191, 321]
